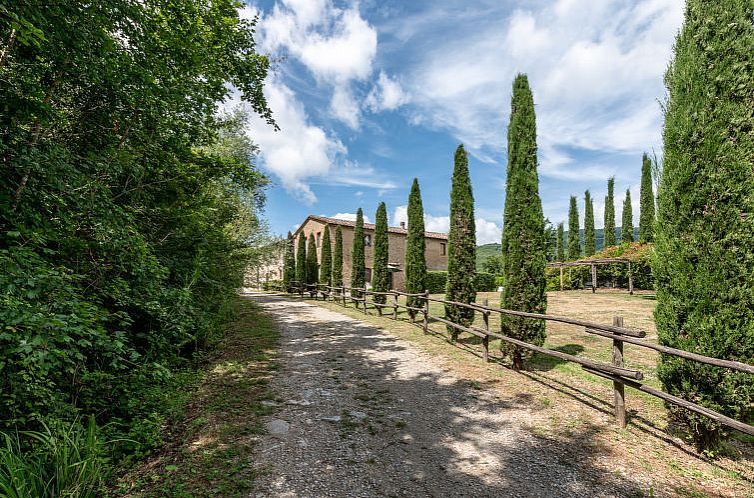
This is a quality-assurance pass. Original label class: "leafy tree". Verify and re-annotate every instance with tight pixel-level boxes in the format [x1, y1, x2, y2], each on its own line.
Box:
[405, 178, 427, 316]
[621, 189, 634, 243]
[332, 226, 343, 288]
[306, 234, 318, 288]
[482, 254, 504, 275]
[567, 195, 581, 260]
[584, 190, 596, 256]
[653, 0, 754, 452]
[556, 223, 565, 262]
[500, 74, 547, 370]
[604, 177, 617, 247]
[320, 226, 332, 286]
[351, 208, 366, 298]
[639, 153, 655, 243]
[445, 145, 477, 339]
[372, 203, 389, 305]
[296, 234, 307, 285]
[283, 232, 296, 291]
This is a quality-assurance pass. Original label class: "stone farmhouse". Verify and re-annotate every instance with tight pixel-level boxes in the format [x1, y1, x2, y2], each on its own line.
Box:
[293, 215, 448, 291]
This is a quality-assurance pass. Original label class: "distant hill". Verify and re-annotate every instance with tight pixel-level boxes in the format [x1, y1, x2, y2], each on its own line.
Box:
[475, 227, 639, 270]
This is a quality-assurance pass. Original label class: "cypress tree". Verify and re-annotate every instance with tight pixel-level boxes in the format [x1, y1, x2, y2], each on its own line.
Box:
[639, 153, 655, 243]
[584, 190, 596, 256]
[295, 233, 306, 287]
[621, 189, 634, 243]
[567, 195, 580, 260]
[306, 233, 318, 287]
[332, 226, 343, 288]
[283, 231, 296, 292]
[372, 202, 389, 305]
[556, 222, 565, 262]
[351, 208, 366, 298]
[604, 177, 616, 247]
[500, 74, 547, 370]
[405, 178, 427, 317]
[320, 226, 332, 287]
[445, 144, 477, 340]
[653, 0, 754, 451]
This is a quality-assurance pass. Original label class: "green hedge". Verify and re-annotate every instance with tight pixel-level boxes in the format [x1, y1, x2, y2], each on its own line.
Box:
[474, 272, 497, 292]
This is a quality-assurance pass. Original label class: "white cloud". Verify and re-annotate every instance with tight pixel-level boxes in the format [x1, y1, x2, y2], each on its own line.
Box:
[475, 218, 501, 245]
[259, 1, 377, 127]
[365, 71, 410, 112]
[331, 212, 372, 224]
[400, 0, 683, 176]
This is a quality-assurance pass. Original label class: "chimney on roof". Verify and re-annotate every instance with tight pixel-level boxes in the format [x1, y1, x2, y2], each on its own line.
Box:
[400, 221, 406, 229]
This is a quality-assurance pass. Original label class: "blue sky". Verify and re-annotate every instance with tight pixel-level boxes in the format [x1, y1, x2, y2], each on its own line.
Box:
[234, 0, 684, 244]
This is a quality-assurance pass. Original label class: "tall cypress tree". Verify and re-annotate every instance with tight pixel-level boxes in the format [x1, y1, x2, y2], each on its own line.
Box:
[332, 226, 343, 288]
[405, 178, 427, 317]
[283, 231, 296, 291]
[295, 233, 306, 287]
[556, 222, 565, 262]
[604, 177, 616, 247]
[621, 189, 634, 243]
[306, 233, 318, 288]
[584, 190, 596, 256]
[653, 0, 754, 452]
[320, 226, 332, 287]
[639, 153, 655, 243]
[500, 74, 547, 370]
[567, 195, 580, 260]
[445, 144, 477, 340]
[351, 208, 366, 298]
[372, 202, 389, 305]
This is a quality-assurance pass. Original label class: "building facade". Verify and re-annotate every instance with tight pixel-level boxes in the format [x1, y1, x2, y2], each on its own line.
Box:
[293, 215, 448, 291]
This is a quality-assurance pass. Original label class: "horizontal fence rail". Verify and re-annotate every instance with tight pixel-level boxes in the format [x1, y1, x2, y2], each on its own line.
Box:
[284, 281, 754, 437]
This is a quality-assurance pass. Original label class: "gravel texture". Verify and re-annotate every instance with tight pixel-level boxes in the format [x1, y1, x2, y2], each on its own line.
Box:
[248, 294, 653, 498]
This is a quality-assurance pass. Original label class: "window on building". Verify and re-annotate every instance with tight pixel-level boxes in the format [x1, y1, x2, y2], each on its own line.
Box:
[364, 234, 372, 247]
[317, 232, 321, 247]
[440, 242, 446, 255]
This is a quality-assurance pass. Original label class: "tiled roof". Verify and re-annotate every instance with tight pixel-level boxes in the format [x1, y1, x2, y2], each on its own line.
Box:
[294, 215, 448, 240]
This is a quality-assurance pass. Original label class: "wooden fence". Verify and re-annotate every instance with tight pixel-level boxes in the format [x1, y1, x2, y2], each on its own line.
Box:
[285, 281, 754, 437]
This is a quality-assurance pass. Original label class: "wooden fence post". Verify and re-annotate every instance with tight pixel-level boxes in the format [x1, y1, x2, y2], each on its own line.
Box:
[559, 266, 564, 291]
[612, 316, 627, 428]
[342, 287, 346, 307]
[628, 261, 634, 295]
[482, 298, 490, 363]
[392, 291, 398, 320]
[591, 264, 597, 293]
[362, 289, 367, 315]
[422, 290, 429, 334]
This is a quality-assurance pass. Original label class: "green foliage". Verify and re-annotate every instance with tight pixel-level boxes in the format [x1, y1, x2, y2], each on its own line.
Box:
[405, 179, 427, 313]
[445, 145, 477, 337]
[500, 74, 548, 369]
[332, 226, 343, 288]
[425, 272, 448, 294]
[476, 243, 501, 271]
[481, 254, 503, 275]
[556, 223, 565, 262]
[283, 233, 295, 291]
[320, 226, 332, 287]
[296, 234, 306, 285]
[653, 0, 754, 452]
[621, 189, 634, 243]
[474, 272, 497, 292]
[351, 208, 366, 297]
[604, 178, 617, 247]
[306, 233, 318, 286]
[639, 153, 655, 243]
[584, 191, 596, 256]
[372, 203, 389, 304]
[0, 0, 274, 478]
[567, 196, 581, 260]
[0, 418, 106, 498]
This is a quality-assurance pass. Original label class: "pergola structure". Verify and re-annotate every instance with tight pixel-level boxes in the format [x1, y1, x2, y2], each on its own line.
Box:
[547, 258, 635, 294]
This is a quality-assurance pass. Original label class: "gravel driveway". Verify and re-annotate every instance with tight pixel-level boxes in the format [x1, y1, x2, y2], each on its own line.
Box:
[248, 294, 648, 498]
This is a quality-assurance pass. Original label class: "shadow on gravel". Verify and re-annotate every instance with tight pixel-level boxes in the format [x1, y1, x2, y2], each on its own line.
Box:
[247, 293, 663, 498]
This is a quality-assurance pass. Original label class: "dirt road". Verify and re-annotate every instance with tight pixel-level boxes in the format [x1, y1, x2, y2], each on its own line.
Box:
[247, 293, 662, 498]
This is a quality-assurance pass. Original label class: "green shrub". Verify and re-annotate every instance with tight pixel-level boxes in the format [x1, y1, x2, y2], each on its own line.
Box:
[474, 272, 496, 292]
[425, 271, 448, 294]
[262, 280, 284, 291]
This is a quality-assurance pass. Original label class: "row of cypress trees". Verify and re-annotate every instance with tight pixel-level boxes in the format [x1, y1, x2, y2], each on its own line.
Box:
[557, 162, 655, 261]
